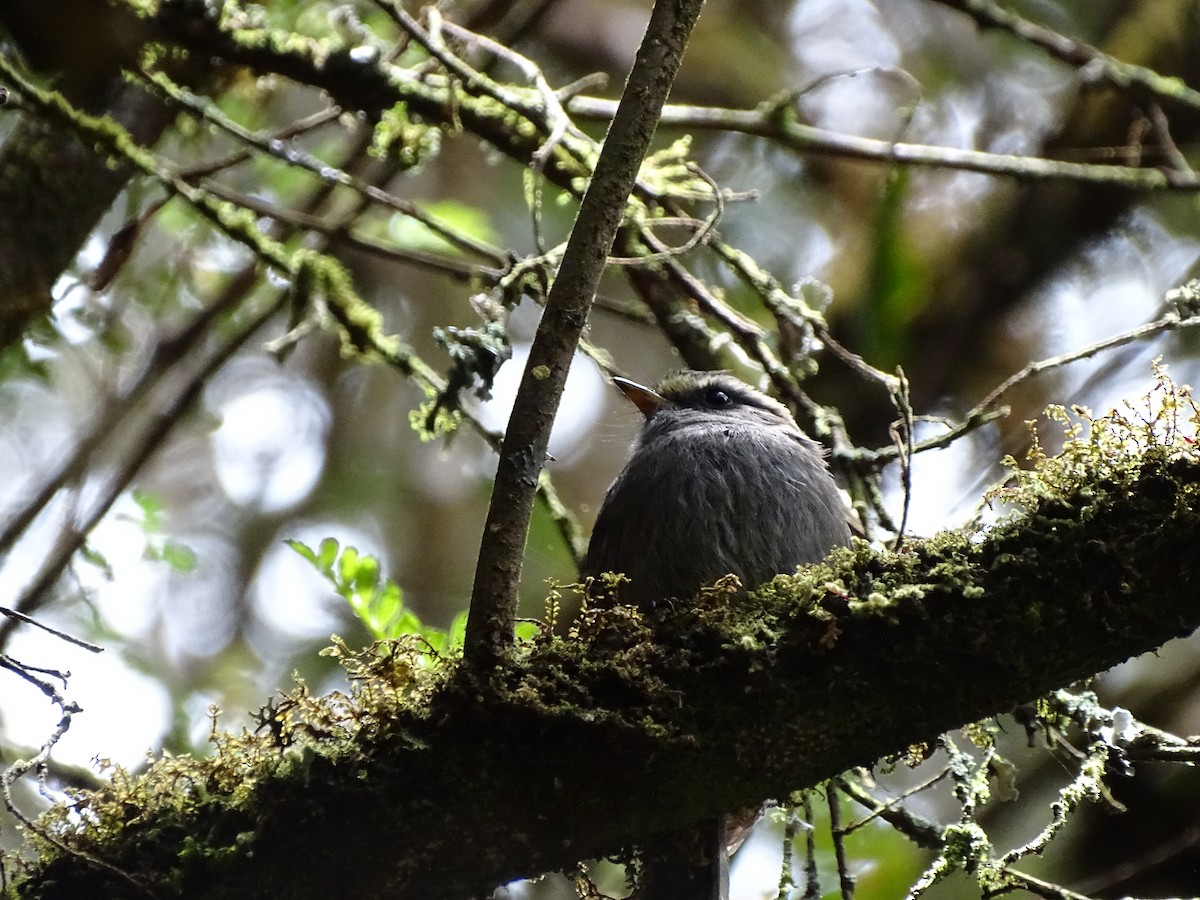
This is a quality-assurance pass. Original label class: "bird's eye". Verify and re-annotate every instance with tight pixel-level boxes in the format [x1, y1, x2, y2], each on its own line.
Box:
[704, 388, 731, 407]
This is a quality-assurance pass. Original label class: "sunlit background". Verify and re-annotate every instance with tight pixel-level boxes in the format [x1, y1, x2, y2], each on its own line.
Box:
[3, 0, 1200, 897]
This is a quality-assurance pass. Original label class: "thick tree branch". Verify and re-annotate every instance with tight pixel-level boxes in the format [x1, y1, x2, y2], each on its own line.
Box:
[137, 0, 1200, 197]
[11, 428, 1200, 900]
[0, 86, 175, 350]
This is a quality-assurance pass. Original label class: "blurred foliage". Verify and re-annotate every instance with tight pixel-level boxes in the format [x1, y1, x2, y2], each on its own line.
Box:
[126, 489, 199, 574]
[289, 536, 468, 650]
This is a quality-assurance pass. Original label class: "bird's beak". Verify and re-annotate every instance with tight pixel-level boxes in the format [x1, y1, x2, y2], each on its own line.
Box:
[612, 377, 664, 419]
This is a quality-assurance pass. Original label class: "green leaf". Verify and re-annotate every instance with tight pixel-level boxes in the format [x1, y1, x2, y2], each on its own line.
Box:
[286, 536, 446, 646]
[286, 538, 318, 566]
[338, 546, 361, 591]
[392, 609, 422, 640]
[351, 554, 380, 598]
[447, 611, 469, 648]
[161, 540, 198, 574]
[369, 583, 403, 636]
[514, 621, 540, 643]
[79, 543, 114, 581]
[317, 537, 340, 573]
[132, 488, 164, 533]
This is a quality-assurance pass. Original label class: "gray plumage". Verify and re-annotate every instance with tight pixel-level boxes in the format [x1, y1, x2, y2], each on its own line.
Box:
[584, 370, 850, 607]
[583, 370, 851, 900]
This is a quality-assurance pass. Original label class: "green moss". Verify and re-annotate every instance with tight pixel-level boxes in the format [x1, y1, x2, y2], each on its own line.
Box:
[8, 372, 1200, 898]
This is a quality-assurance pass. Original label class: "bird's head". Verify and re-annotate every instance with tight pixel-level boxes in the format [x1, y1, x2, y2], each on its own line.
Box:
[613, 370, 799, 433]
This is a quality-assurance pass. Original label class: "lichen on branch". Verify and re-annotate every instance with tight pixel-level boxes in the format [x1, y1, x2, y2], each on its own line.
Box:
[7, 371, 1200, 900]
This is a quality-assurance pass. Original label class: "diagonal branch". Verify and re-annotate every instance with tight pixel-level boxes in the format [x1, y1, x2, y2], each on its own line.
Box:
[929, 0, 1200, 112]
[10, 427, 1200, 900]
[463, 0, 709, 666]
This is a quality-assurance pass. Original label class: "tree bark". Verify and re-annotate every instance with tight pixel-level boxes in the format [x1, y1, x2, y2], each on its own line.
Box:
[12, 444, 1200, 900]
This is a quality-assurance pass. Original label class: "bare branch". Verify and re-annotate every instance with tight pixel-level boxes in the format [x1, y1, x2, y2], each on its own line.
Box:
[567, 96, 1196, 189]
[464, 0, 708, 666]
[930, 0, 1200, 112]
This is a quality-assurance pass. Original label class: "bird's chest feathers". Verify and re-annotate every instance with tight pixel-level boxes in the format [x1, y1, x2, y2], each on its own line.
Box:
[645, 426, 800, 516]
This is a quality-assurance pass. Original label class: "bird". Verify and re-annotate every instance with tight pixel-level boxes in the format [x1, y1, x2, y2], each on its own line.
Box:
[582, 369, 851, 900]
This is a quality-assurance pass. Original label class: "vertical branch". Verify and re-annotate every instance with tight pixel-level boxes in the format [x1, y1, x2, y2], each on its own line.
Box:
[827, 784, 856, 900]
[463, 0, 708, 666]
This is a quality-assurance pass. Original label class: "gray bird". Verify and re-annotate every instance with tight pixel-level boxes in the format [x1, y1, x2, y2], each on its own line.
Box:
[583, 370, 851, 900]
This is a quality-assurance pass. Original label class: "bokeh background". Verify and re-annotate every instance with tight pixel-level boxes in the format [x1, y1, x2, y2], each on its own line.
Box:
[2, 0, 1200, 896]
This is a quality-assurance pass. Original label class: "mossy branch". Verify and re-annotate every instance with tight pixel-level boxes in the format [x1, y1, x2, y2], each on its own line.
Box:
[8, 378, 1200, 900]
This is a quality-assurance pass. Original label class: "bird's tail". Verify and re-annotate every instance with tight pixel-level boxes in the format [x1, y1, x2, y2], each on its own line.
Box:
[638, 818, 728, 900]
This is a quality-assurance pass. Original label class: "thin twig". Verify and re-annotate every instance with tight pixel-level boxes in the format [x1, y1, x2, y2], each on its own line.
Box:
[826, 783, 856, 900]
[984, 869, 1097, 900]
[426, 15, 600, 259]
[1146, 103, 1194, 183]
[175, 106, 343, 181]
[890, 369, 915, 551]
[801, 792, 820, 900]
[376, 0, 509, 104]
[608, 164, 724, 265]
[567, 95, 1195, 190]
[836, 774, 946, 849]
[1, 658, 159, 897]
[190, 178, 498, 281]
[930, 0, 1200, 112]
[778, 805, 798, 900]
[139, 70, 509, 266]
[437, 15, 584, 171]
[847, 309, 1200, 467]
[0, 607, 101, 652]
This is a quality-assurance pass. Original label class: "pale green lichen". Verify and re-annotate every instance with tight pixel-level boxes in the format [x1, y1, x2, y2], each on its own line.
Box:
[991, 359, 1200, 512]
[370, 103, 441, 169]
